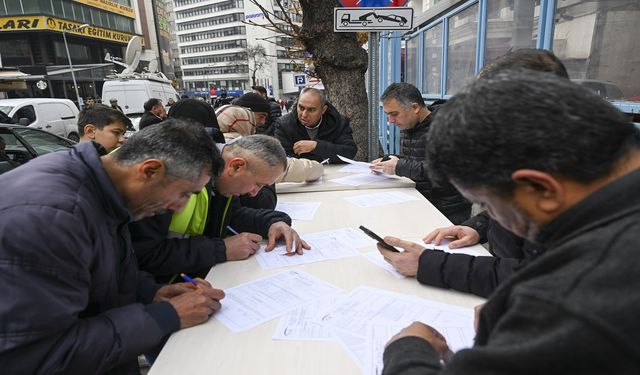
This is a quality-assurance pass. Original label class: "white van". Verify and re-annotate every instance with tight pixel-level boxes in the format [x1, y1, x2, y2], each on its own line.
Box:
[102, 77, 179, 115]
[0, 98, 80, 141]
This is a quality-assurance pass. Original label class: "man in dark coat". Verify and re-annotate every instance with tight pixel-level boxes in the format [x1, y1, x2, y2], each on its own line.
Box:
[0, 120, 225, 374]
[371, 83, 471, 224]
[251, 85, 282, 136]
[382, 72, 640, 375]
[130, 135, 309, 282]
[274, 87, 357, 163]
[139, 98, 167, 130]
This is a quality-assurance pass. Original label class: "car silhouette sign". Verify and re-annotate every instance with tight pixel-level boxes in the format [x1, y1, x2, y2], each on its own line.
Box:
[335, 7, 413, 32]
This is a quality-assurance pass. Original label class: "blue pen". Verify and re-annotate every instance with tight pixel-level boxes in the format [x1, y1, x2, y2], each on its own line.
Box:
[226, 225, 240, 235]
[180, 273, 199, 289]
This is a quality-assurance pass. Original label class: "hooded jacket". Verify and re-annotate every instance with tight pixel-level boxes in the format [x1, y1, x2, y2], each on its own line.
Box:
[274, 102, 357, 163]
[0, 142, 179, 374]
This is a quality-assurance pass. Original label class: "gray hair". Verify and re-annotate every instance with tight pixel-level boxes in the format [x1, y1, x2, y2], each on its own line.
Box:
[299, 87, 327, 106]
[113, 118, 217, 181]
[225, 135, 287, 171]
[380, 82, 426, 110]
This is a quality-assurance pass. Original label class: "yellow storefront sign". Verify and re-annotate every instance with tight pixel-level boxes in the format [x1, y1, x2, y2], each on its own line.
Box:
[73, 0, 135, 19]
[0, 16, 137, 44]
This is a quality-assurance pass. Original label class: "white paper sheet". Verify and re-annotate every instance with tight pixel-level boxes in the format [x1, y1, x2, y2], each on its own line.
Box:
[254, 227, 374, 270]
[275, 201, 322, 221]
[330, 173, 390, 186]
[344, 191, 420, 208]
[362, 251, 406, 279]
[214, 270, 342, 332]
[426, 239, 489, 257]
[272, 295, 342, 341]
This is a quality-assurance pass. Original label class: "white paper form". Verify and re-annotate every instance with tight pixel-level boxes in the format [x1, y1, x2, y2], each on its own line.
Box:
[362, 251, 406, 279]
[344, 191, 420, 208]
[426, 239, 489, 257]
[272, 295, 342, 341]
[367, 323, 476, 375]
[254, 227, 374, 270]
[331, 173, 390, 186]
[275, 201, 322, 221]
[214, 269, 342, 332]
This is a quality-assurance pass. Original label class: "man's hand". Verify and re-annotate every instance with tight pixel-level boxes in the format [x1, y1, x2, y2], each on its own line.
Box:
[387, 322, 453, 363]
[422, 225, 481, 249]
[265, 221, 310, 255]
[293, 140, 317, 155]
[377, 236, 426, 276]
[370, 155, 399, 175]
[224, 232, 263, 260]
[154, 279, 226, 329]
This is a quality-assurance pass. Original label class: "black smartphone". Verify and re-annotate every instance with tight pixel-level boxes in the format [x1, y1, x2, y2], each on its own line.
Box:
[359, 225, 400, 252]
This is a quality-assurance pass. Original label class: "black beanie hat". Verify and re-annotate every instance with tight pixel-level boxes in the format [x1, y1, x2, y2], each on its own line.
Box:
[168, 98, 225, 143]
[232, 92, 270, 113]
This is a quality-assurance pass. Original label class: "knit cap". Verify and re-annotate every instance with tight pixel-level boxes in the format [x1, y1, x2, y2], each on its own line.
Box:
[232, 93, 270, 113]
[168, 98, 225, 143]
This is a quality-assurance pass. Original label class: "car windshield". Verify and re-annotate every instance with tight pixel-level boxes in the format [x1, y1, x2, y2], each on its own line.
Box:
[0, 106, 14, 114]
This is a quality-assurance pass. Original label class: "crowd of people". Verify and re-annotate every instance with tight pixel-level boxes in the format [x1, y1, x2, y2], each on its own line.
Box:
[0, 48, 639, 374]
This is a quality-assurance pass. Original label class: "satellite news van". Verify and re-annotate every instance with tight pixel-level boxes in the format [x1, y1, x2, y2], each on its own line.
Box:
[102, 36, 179, 115]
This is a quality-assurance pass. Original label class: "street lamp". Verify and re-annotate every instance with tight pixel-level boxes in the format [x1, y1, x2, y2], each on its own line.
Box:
[62, 24, 89, 109]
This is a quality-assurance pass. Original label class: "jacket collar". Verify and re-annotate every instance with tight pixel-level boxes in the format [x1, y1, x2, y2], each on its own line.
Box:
[74, 142, 132, 223]
[536, 167, 640, 249]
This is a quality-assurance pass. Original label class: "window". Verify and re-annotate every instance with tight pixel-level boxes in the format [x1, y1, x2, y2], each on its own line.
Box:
[484, 0, 540, 64]
[405, 36, 418, 88]
[13, 128, 72, 155]
[12, 105, 36, 125]
[446, 3, 478, 94]
[422, 23, 442, 95]
[553, 0, 640, 101]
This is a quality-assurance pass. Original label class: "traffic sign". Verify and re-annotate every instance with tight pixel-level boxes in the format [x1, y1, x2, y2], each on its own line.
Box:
[334, 7, 413, 32]
[338, 0, 408, 7]
[293, 74, 307, 87]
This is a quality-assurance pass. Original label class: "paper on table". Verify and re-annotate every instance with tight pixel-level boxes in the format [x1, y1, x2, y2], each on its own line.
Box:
[362, 251, 406, 279]
[275, 201, 321, 221]
[344, 191, 420, 208]
[331, 173, 390, 186]
[254, 227, 373, 270]
[214, 269, 342, 332]
[368, 323, 475, 375]
[337, 155, 386, 175]
[272, 295, 342, 341]
[426, 239, 489, 257]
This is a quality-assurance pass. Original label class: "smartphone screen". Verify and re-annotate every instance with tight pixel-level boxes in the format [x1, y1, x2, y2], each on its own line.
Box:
[359, 225, 400, 252]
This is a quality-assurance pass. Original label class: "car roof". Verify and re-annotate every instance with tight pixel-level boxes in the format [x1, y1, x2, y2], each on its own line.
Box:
[0, 98, 76, 105]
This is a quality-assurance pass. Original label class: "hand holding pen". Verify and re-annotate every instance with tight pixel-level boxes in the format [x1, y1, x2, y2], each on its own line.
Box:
[224, 225, 262, 260]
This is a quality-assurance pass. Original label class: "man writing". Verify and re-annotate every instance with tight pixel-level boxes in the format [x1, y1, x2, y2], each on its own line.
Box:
[0, 120, 225, 374]
[382, 71, 640, 374]
[274, 87, 357, 163]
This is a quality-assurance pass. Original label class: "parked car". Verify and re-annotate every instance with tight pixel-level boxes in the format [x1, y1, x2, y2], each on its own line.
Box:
[0, 98, 80, 141]
[0, 124, 75, 175]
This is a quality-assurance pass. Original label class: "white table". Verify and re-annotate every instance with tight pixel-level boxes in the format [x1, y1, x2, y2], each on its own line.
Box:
[149, 188, 487, 375]
[276, 164, 415, 193]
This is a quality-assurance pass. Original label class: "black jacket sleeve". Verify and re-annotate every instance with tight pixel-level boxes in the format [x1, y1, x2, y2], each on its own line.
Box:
[395, 156, 429, 181]
[130, 213, 228, 279]
[228, 197, 291, 237]
[274, 116, 295, 157]
[239, 184, 277, 209]
[461, 211, 491, 244]
[416, 249, 525, 298]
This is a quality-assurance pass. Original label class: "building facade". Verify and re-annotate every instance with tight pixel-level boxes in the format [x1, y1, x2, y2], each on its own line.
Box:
[0, 0, 140, 103]
[174, 0, 303, 98]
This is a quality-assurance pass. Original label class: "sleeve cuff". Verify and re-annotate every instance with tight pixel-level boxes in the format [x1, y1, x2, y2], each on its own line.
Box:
[145, 301, 181, 336]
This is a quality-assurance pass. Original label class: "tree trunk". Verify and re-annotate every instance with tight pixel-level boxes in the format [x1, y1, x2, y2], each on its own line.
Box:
[299, 0, 370, 161]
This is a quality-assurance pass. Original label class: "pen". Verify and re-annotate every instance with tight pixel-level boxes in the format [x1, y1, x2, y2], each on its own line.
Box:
[226, 225, 240, 235]
[180, 273, 199, 289]
[320, 158, 330, 165]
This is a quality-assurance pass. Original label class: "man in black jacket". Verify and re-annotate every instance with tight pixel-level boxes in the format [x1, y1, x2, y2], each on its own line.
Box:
[274, 87, 357, 163]
[139, 98, 167, 130]
[0, 120, 225, 374]
[371, 83, 471, 224]
[252, 85, 282, 136]
[130, 135, 309, 282]
[383, 72, 640, 374]
[380, 49, 567, 298]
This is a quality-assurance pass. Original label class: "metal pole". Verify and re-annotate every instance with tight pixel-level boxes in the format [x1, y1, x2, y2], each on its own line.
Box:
[62, 31, 81, 109]
[367, 32, 380, 161]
